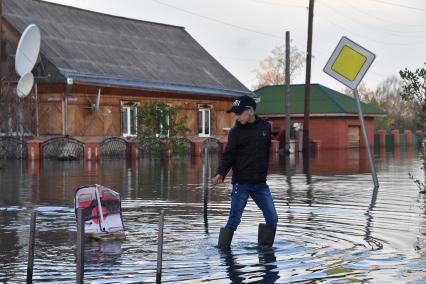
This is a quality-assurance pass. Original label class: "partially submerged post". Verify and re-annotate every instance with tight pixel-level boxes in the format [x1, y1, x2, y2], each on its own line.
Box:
[76, 208, 84, 284]
[354, 89, 379, 187]
[156, 210, 165, 283]
[26, 211, 37, 284]
[203, 146, 209, 231]
[284, 31, 291, 154]
[63, 78, 73, 136]
[303, 0, 315, 153]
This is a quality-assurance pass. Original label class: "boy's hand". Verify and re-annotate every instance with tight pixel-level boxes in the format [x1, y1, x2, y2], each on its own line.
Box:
[212, 174, 224, 185]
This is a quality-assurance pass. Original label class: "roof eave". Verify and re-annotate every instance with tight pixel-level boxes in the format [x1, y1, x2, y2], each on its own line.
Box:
[63, 72, 254, 98]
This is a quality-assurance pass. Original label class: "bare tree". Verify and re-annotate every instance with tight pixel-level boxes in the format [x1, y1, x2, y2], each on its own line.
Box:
[253, 43, 305, 90]
[345, 76, 420, 131]
[399, 62, 426, 137]
[0, 78, 36, 137]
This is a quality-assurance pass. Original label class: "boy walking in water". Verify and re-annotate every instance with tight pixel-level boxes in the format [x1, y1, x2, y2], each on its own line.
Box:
[212, 95, 278, 249]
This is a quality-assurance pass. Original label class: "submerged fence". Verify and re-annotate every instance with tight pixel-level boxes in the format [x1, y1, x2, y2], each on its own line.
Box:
[1, 130, 420, 161]
[2, 136, 268, 161]
[374, 130, 420, 152]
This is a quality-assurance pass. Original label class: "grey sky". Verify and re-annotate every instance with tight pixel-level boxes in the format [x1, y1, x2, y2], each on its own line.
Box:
[46, 0, 426, 93]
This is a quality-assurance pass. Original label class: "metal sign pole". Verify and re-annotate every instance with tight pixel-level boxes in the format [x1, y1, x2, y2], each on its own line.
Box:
[353, 88, 379, 188]
[284, 31, 291, 153]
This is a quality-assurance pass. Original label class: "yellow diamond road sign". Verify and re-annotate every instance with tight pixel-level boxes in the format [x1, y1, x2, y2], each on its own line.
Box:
[324, 36, 375, 90]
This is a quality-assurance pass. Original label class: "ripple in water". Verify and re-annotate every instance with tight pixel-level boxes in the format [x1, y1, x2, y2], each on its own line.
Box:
[0, 150, 425, 283]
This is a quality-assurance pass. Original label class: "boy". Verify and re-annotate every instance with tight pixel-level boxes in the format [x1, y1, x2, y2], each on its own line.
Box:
[212, 95, 278, 249]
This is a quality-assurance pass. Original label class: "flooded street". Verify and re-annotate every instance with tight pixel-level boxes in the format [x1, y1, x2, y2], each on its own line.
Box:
[1, 149, 425, 283]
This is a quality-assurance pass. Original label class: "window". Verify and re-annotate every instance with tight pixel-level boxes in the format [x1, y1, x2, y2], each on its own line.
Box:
[348, 126, 360, 148]
[122, 104, 138, 137]
[198, 107, 211, 137]
[156, 107, 170, 138]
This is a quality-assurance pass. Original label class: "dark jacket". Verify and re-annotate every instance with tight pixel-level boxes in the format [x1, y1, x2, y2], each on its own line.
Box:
[216, 115, 271, 184]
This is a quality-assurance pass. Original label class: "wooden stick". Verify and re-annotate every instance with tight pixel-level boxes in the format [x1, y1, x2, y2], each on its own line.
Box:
[156, 210, 165, 283]
[26, 211, 37, 284]
[76, 208, 85, 284]
[203, 147, 209, 231]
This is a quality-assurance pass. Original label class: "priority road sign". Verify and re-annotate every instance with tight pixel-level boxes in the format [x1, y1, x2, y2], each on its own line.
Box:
[324, 36, 376, 90]
[323, 36, 379, 188]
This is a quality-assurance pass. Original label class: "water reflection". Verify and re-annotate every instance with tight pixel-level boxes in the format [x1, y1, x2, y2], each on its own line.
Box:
[363, 186, 383, 250]
[219, 248, 279, 283]
[0, 148, 425, 283]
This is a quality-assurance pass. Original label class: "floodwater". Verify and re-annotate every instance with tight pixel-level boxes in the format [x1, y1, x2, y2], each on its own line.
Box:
[0, 148, 425, 283]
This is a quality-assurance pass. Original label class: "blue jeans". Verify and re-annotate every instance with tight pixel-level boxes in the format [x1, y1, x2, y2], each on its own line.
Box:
[225, 183, 278, 231]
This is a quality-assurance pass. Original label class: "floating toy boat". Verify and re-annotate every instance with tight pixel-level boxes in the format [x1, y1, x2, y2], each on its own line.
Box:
[74, 184, 126, 240]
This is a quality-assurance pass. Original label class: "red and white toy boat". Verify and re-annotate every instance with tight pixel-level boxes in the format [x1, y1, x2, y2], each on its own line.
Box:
[74, 184, 126, 240]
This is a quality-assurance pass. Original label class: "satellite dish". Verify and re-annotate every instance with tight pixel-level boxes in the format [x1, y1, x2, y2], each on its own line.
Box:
[15, 24, 41, 76]
[16, 72, 34, 97]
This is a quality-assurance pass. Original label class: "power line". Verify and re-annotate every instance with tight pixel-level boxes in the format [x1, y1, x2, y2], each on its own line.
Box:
[317, 13, 426, 46]
[339, 0, 426, 28]
[152, 0, 335, 58]
[250, 0, 306, 8]
[320, 1, 426, 37]
[151, 0, 284, 39]
[369, 0, 426, 12]
[151, 0, 412, 82]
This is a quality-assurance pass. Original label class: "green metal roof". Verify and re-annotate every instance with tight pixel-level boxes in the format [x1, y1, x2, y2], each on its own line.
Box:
[255, 84, 386, 116]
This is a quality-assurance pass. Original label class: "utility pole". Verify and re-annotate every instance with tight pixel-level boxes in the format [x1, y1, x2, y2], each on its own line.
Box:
[303, 0, 315, 152]
[284, 31, 291, 153]
[0, 0, 4, 90]
[63, 78, 73, 136]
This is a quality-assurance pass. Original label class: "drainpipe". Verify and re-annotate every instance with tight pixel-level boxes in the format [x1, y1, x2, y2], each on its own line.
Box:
[63, 77, 73, 136]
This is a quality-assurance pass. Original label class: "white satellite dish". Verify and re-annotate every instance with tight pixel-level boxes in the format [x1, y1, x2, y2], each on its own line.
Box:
[15, 24, 41, 77]
[16, 72, 34, 97]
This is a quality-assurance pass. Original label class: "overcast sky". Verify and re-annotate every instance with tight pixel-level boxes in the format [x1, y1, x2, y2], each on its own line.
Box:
[47, 0, 426, 93]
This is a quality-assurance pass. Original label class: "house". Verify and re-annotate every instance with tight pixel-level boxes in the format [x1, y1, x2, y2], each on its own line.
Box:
[255, 84, 386, 149]
[0, 0, 253, 139]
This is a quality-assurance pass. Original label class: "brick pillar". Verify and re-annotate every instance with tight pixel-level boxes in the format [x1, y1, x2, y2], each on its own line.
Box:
[84, 140, 100, 161]
[379, 146, 386, 161]
[192, 141, 204, 156]
[129, 141, 140, 160]
[193, 155, 203, 170]
[27, 158, 40, 176]
[27, 139, 43, 160]
[377, 130, 386, 148]
[84, 160, 98, 175]
[162, 140, 172, 157]
[404, 130, 413, 147]
[393, 144, 400, 160]
[271, 140, 279, 153]
[391, 130, 400, 147]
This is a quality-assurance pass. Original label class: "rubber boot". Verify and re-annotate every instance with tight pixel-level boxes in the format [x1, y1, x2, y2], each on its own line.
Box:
[258, 223, 276, 247]
[218, 227, 234, 249]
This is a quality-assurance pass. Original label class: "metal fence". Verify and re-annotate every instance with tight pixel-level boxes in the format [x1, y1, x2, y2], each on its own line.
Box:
[42, 136, 84, 160]
[100, 137, 128, 159]
[203, 137, 220, 152]
[0, 137, 27, 159]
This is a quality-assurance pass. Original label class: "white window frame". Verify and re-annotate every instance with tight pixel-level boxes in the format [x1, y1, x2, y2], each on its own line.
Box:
[198, 107, 211, 137]
[156, 109, 170, 138]
[122, 105, 138, 137]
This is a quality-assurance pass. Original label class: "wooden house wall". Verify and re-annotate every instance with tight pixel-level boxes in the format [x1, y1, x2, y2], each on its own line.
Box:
[37, 84, 237, 137]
